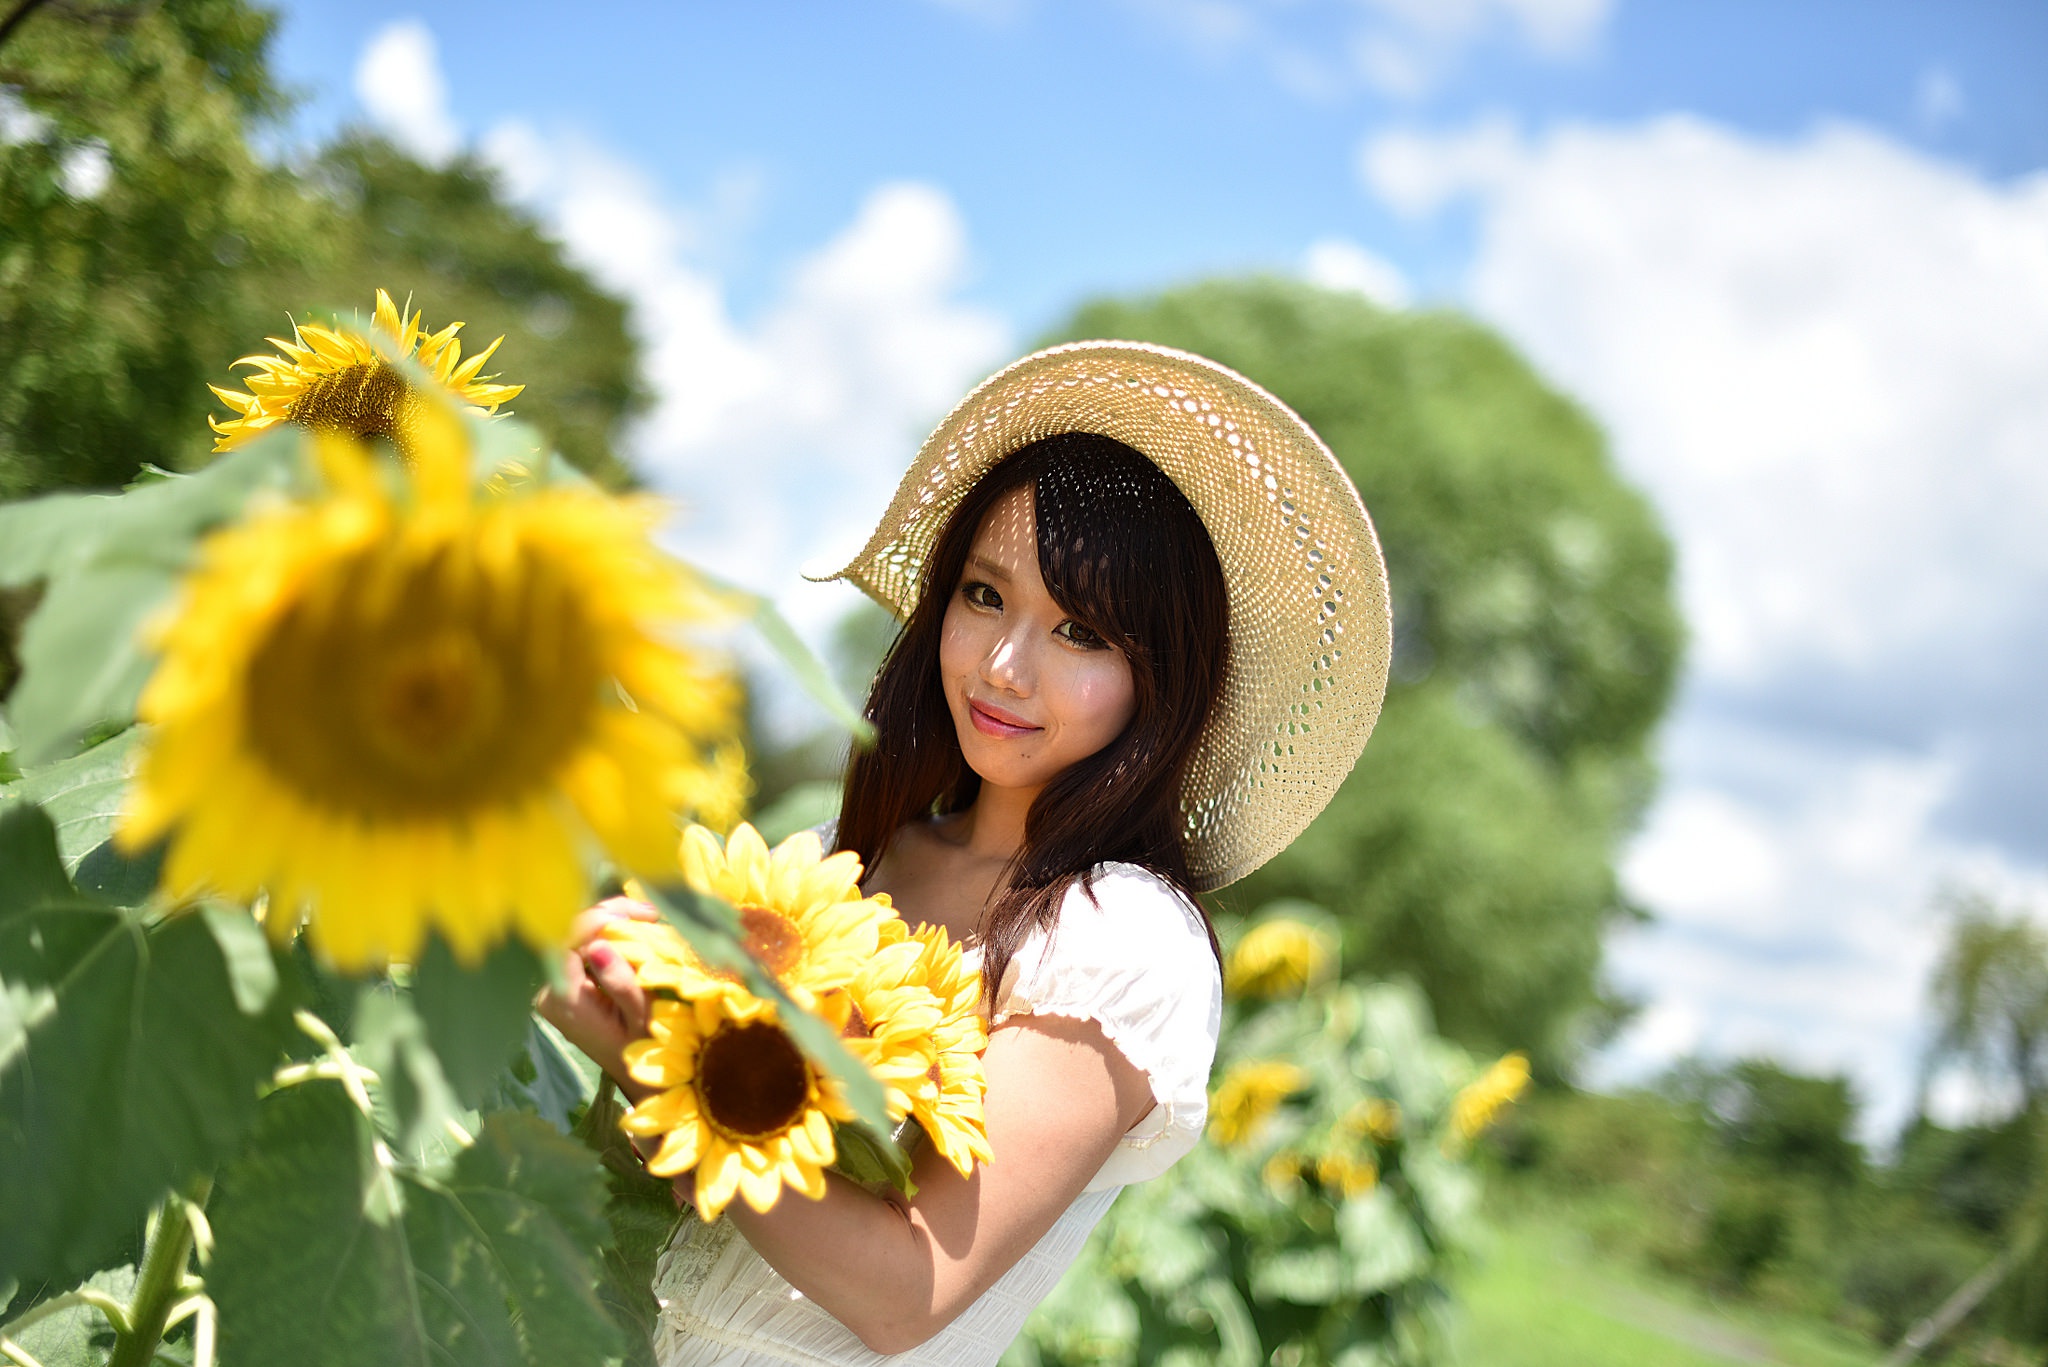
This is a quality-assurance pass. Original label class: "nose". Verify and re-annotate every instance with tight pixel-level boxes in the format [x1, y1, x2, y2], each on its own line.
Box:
[981, 624, 1034, 696]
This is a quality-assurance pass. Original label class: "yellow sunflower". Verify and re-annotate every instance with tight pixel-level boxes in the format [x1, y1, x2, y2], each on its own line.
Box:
[119, 419, 745, 969]
[903, 923, 993, 1178]
[1225, 918, 1333, 999]
[840, 936, 946, 1123]
[641, 823, 887, 1020]
[622, 996, 856, 1220]
[1449, 1052, 1530, 1141]
[1209, 1060, 1306, 1148]
[208, 289, 523, 454]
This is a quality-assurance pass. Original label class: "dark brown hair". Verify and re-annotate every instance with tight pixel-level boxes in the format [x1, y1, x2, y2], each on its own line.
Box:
[836, 432, 1230, 1000]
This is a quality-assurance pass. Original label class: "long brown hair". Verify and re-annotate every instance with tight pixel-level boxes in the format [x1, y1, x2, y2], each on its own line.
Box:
[837, 432, 1231, 1000]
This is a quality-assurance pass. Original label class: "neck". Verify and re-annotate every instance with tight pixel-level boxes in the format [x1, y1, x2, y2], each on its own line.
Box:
[956, 782, 1037, 862]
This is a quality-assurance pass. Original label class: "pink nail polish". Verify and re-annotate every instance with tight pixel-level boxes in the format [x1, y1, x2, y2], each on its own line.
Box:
[587, 943, 615, 969]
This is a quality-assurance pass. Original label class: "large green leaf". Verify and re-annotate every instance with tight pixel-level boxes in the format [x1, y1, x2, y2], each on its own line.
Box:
[0, 1263, 132, 1367]
[483, 1019, 599, 1133]
[208, 1083, 620, 1367]
[573, 1083, 680, 1367]
[412, 933, 548, 1109]
[350, 984, 467, 1171]
[0, 729, 139, 874]
[0, 804, 296, 1290]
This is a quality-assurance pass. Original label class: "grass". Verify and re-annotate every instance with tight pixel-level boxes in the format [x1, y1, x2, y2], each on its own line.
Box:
[1452, 1210, 1885, 1367]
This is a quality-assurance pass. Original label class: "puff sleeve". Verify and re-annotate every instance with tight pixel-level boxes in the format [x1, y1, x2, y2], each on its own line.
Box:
[989, 864, 1223, 1192]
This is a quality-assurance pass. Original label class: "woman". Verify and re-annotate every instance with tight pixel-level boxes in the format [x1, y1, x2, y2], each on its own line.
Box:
[543, 341, 1392, 1365]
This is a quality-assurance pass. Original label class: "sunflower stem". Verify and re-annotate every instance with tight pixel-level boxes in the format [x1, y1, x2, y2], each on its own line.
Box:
[107, 1175, 210, 1367]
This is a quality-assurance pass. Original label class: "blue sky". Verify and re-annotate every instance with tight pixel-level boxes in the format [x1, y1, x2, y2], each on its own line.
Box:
[269, 0, 2048, 1137]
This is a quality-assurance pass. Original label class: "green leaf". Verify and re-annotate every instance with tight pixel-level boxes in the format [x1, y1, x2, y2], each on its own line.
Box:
[483, 1019, 598, 1132]
[831, 1117, 920, 1199]
[751, 779, 842, 846]
[0, 1263, 132, 1367]
[9, 564, 170, 766]
[1248, 1245, 1343, 1304]
[572, 1084, 680, 1367]
[0, 805, 298, 1290]
[208, 1083, 620, 1367]
[699, 570, 875, 743]
[0, 729, 139, 875]
[1335, 1186, 1429, 1295]
[349, 985, 466, 1171]
[411, 933, 547, 1109]
[201, 905, 281, 1016]
[640, 881, 894, 1137]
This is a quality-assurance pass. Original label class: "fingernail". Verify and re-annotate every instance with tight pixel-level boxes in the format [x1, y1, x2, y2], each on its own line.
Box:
[587, 944, 615, 969]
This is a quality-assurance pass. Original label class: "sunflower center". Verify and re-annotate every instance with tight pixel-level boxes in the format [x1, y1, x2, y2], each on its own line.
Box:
[843, 1003, 871, 1039]
[288, 362, 415, 444]
[243, 534, 605, 816]
[697, 1021, 809, 1141]
[738, 907, 802, 976]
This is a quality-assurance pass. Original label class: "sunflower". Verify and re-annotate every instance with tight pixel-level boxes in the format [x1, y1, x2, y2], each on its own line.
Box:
[637, 823, 887, 1020]
[840, 936, 946, 1122]
[208, 289, 522, 455]
[622, 996, 856, 1220]
[1225, 918, 1333, 999]
[1449, 1052, 1530, 1141]
[903, 923, 993, 1178]
[1313, 1147, 1378, 1199]
[119, 418, 745, 969]
[1209, 1060, 1306, 1148]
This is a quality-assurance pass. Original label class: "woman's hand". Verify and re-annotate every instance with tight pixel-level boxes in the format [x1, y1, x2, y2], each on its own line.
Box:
[534, 897, 660, 1099]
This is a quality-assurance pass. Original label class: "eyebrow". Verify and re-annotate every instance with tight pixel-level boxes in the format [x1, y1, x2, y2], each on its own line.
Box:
[966, 554, 1014, 582]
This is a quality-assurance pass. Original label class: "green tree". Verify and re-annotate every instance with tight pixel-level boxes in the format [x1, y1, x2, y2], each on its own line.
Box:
[1928, 891, 2048, 1117]
[0, 2, 648, 495]
[0, 0, 314, 493]
[1046, 279, 1683, 1064]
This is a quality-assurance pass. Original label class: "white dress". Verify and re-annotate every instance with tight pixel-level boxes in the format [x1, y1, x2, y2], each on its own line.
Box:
[650, 862, 1225, 1366]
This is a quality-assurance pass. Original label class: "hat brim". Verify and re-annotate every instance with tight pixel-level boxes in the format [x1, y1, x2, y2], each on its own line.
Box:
[820, 340, 1391, 890]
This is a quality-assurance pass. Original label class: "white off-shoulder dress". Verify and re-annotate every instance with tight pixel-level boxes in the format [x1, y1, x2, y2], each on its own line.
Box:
[650, 862, 1224, 1366]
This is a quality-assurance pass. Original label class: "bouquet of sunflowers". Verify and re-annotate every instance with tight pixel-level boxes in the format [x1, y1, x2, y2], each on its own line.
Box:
[602, 822, 992, 1221]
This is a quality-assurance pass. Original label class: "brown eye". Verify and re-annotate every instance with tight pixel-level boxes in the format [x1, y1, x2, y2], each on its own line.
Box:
[962, 581, 1002, 611]
[1054, 619, 1106, 649]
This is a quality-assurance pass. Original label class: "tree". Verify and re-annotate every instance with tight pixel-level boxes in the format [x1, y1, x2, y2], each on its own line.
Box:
[1045, 279, 1683, 1065]
[1928, 891, 2048, 1118]
[0, 1, 647, 495]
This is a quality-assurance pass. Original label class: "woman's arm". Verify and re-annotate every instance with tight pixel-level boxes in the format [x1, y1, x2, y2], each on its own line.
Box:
[728, 1011, 1153, 1354]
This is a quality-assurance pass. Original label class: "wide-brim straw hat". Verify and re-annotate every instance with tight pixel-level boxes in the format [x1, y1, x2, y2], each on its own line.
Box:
[822, 340, 1391, 891]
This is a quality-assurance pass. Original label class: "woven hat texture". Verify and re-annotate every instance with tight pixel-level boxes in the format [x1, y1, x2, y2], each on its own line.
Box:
[825, 341, 1391, 890]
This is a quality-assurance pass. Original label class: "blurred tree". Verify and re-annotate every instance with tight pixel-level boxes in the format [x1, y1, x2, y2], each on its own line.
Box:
[0, 0, 314, 493]
[1046, 279, 1683, 1065]
[0, 3, 647, 494]
[1927, 891, 2048, 1118]
[1683, 1058, 1865, 1187]
[291, 135, 648, 489]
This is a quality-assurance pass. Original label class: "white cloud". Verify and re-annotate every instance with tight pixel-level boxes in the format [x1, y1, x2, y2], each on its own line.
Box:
[1302, 237, 1413, 306]
[354, 19, 461, 165]
[1362, 114, 2048, 1135]
[1124, 0, 1614, 100]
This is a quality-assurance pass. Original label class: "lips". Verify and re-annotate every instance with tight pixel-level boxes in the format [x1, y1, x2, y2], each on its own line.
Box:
[967, 697, 1040, 738]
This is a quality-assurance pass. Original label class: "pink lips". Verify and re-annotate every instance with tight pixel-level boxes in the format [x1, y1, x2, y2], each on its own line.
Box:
[967, 698, 1039, 738]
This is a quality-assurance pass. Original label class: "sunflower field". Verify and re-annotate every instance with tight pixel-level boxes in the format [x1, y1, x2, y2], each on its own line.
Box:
[0, 296, 904, 1367]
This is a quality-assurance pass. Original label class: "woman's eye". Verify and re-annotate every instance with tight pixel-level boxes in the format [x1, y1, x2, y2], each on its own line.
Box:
[962, 581, 1001, 611]
[1054, 620, 1106, 649]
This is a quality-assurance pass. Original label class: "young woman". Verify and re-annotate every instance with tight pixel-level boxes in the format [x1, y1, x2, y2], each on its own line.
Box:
[542, 341, 1392, 1366]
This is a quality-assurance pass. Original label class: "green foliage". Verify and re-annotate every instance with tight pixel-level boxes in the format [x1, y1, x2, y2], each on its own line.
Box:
[1045, 279, 1683, 1067]
[1927, 890, 2048, 1116]
[0, 803, 297, 1291]
[292, 135, 650, 488]
[0, 0, 315, 494]
[0, 3, 648, 497]
[1013, 948, 1499, 1367]
[207, 1082, 620, 1367]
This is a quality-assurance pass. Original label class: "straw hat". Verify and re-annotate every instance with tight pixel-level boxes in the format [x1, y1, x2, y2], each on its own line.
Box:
[823, 340, 1391, 890]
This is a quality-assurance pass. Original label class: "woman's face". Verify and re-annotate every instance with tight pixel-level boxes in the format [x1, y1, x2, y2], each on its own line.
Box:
[939, 484, 1137, 800]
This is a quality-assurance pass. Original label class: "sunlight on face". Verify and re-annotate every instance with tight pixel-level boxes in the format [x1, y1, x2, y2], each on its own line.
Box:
[939, 485, 1137, 800]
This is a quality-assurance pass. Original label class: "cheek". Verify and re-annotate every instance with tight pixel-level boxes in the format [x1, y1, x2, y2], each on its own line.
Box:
[1068, 659, 1137, 740]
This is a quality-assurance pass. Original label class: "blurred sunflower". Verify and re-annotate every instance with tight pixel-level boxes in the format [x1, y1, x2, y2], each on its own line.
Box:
[208, 288, 522, 455]
[120, 418, 744, 969]
[623, 996, 855, 1220]
[1449, 1052, 1530, 1141]
[657, 823, 888, 1019]
[1314, 1147, 1378, 1198]
[1210, 1060, 1306, 1148]
[902, 924, 992, 1178]
[1225, 918, 1332, 999]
